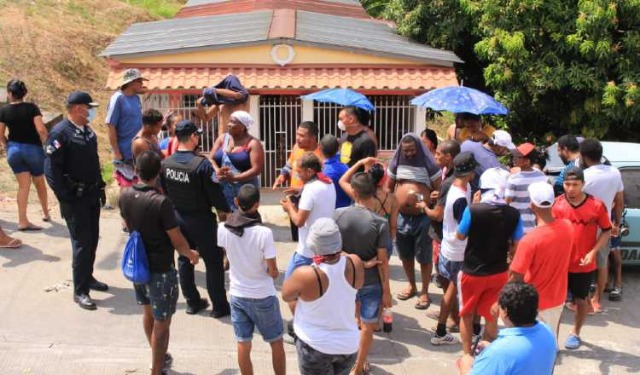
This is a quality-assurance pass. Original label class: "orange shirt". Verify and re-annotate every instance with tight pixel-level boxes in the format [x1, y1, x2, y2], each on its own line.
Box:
[510, 219, 574, 310]
[288, 144, 323, 188]
[552, 195, 611, 273]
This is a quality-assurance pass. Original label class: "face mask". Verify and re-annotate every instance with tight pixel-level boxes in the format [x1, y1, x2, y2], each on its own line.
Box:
[87, 108, 97, 123]
[338, 120, 346, 131]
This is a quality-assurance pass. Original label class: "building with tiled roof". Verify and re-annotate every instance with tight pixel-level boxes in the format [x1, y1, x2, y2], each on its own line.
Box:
[102, 0, 461, 186]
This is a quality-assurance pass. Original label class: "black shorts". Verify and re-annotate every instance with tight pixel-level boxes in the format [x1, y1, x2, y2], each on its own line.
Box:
[568, 272, 594, 300]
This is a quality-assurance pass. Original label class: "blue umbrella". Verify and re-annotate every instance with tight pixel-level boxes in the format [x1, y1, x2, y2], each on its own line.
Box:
[301, 88, 375, 111]
[411, 86, 508, 115]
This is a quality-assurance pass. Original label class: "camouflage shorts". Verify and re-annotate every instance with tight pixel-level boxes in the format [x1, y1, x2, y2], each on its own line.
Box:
[296, 339, 357, 375]
[134, 269, 179, 321]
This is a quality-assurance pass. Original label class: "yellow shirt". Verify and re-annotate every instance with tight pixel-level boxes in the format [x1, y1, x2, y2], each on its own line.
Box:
[458, 124, 496, 142]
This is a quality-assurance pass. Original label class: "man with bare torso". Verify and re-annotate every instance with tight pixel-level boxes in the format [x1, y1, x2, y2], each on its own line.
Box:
[386, 134, 442, 309]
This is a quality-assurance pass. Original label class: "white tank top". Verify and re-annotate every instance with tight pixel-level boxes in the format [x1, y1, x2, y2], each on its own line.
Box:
[441, 184, 471, 262]
[294, 256, 359, 355]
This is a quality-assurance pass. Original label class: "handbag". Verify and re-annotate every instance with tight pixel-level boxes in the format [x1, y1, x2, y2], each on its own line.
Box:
[121, 230, 150, 283]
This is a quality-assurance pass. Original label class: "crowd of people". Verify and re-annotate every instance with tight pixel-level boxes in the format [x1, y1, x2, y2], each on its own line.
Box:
[0, 71, 628, 375]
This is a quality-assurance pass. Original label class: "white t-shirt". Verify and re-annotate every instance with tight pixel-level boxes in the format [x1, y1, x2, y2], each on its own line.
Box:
[217, 225, 277, 299]
[441, 184, 471, 261]
[583, 164, 624, 214]
[297, 179, 337, 258]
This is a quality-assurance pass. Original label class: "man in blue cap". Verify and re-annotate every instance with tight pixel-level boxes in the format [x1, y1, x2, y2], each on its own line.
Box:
[44, 91, 107, 310]
[161, 120, 232, 318]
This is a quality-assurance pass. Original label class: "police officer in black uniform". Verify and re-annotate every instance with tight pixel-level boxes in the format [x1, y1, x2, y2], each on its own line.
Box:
[161, 120, 232, 318]
[44, 91, 107, 311]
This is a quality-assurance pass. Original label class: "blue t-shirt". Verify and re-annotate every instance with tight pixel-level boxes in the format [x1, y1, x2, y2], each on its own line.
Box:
[471, 322, 557, 375]
[461, 140, 503, 189]
[554, 158, 580, 195]
[322, 155, 352, 209]
[457, 205, 524, 242]
[105, 91, 142, 161]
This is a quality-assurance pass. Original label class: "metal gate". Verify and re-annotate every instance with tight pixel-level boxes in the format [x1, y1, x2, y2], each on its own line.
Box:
[259, 95, 302, 187]
[142, 93, 218, 153]
[313, 95, 415, 152]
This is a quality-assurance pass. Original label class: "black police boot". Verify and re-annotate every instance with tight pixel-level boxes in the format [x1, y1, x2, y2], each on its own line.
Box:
[186, 298, 209, 315]
[74, 294, 97, 311]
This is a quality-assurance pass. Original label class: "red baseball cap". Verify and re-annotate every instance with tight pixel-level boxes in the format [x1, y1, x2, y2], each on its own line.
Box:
[515, 142, 536, 157]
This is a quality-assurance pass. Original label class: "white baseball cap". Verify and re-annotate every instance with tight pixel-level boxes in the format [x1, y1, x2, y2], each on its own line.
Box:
[492, 130, 516, 150]
[528, 181, 555, 208]
[479, 167, 510, 191]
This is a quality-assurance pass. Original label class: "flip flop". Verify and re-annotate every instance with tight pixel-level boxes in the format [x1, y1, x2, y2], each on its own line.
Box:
[396, 290, 417, 301]
[0, 238, 22, 248]
[415, 298, 431, 310]
[18, 225, 42, 231]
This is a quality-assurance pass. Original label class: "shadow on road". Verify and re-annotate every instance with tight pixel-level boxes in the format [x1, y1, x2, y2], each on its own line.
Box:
[558, 341, 640, 375]
[0, 244, 60, 267]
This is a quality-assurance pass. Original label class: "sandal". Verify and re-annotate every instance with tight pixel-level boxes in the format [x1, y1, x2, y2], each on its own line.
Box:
[396, 289, 417, 301]
[415, 296, 431, 310]
[0, 238, 21, 248]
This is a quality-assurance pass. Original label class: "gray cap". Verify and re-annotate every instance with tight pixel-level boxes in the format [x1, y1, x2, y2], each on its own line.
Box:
[306, 218, 342, 256]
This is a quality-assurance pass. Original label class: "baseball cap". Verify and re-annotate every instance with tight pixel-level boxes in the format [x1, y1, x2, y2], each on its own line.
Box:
[121, 68, 148, 87]
[174, 120, 203, 137]
[66, 91, 99, 107]
[306, 218, 342, 256]
[564, 166, 584, 182]
[453, 152, 477, 177]
[480, 167, 510, 191]
[492, 130, 516, 150]
[528, 181, 554, 208]
[514, 142, 536, 157]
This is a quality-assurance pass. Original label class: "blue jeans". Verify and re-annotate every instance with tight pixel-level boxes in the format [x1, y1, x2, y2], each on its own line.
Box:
[134, 269, 179, 321]
[6, 141, 45, 175]
[396, 213, 432, 265]
[284, 252, 313, 279]
[221, 177, 260, 211]
[356, 282, 383, 324]
[230, 295, 283, 342]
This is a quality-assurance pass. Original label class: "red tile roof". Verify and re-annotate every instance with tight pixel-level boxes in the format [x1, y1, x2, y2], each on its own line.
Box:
[105, 66, 458, 91]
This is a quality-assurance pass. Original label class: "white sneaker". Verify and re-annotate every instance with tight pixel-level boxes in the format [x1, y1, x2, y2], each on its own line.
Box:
[431, 332, 460, 345]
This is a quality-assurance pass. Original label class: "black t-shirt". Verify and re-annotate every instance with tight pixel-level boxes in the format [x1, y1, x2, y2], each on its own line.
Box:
[462, 203, 521, 276]
[119, 185, 179, 273]
[0, 102, 43, 145]
[429, 169, 455, 242]
[340, 130, 377, 167]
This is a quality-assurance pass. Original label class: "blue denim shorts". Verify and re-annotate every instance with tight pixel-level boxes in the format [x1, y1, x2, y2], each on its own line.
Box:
[356, 282, 382, 324]
[284, 252, 313, 279]
[438, 254, 463, 282]
[611, 235, 621, 250]
[134, 269, 179, 321]
[221, 177, 260, 211]
[230, 295, 284, 343]
[396, 213, 432, 265]
[6, 141, 45, 175]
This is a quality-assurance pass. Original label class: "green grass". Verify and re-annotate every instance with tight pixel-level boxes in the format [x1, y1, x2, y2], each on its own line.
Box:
[125, 0, 185, 18]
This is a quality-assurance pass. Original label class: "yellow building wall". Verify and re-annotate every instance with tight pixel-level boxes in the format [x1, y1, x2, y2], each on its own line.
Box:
[119, 44, 426, 66]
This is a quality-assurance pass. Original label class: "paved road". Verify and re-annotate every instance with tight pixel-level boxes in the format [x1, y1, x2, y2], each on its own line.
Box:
[0, 192, 639, 374]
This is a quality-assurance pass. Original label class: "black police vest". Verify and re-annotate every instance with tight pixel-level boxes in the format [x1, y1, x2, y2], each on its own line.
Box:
[162, 155, 209, 213]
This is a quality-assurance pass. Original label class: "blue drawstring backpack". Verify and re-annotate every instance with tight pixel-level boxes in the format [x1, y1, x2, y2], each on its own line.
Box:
[121, 230, 150, 283]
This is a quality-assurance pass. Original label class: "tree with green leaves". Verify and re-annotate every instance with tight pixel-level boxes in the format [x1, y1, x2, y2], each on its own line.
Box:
[369, 0, 640, 140]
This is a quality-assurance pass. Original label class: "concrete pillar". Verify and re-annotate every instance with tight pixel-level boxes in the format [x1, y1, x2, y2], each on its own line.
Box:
[302, 99, 314, 122]
[414, 106, 426, 135]
[248, 94, 261, 140]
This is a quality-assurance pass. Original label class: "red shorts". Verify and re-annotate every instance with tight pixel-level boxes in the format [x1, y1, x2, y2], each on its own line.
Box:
[457, 271, 508, 321]
[432, 240, 441, 266]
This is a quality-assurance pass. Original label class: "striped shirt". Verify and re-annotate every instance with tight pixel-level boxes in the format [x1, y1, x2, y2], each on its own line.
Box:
[506, 170, 548, 234]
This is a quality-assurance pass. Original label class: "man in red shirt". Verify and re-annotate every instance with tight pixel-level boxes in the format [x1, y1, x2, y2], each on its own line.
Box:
[510, 181, 574, 342]
[551, 168, 611, 350]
